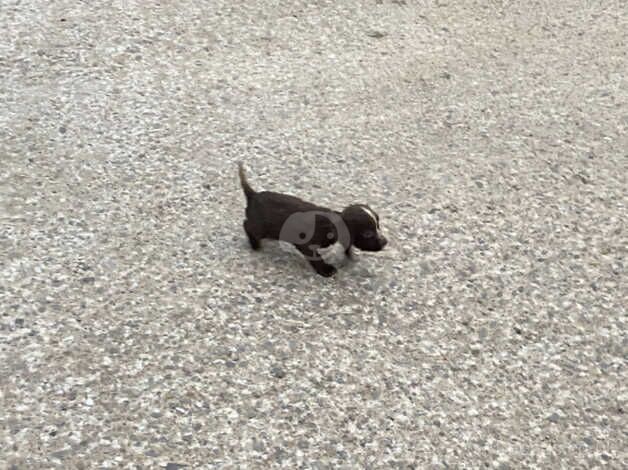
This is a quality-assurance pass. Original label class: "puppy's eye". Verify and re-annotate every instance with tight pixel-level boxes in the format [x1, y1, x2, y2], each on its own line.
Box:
[326, 232, 335, 240]
[363, 230, 375, 239]
[299, 232, 306, 240]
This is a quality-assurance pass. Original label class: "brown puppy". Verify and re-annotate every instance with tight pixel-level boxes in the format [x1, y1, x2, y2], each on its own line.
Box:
[238, 163, 387, 276]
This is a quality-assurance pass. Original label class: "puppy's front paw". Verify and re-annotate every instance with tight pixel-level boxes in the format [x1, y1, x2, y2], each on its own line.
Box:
[318, 265, 337, 277]
[311, 261, 337, 277]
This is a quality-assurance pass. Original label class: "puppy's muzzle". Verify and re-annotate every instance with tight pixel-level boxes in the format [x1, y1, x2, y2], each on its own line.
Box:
[379, 236, 388, 248]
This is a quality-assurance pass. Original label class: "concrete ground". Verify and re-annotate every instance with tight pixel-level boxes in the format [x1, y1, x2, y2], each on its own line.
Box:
[1, 0, 626, 468]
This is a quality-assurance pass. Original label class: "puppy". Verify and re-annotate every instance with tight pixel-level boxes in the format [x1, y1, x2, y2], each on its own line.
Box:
[238, 163, 387, 276]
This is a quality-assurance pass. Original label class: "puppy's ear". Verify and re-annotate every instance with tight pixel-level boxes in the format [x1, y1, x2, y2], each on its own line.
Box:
[340, 206, 360, 242]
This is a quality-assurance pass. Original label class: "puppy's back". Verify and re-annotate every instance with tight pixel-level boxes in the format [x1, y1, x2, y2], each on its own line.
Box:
[249, 191, 327, 239]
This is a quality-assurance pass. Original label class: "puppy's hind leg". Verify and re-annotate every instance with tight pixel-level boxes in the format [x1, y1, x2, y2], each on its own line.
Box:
[243, 219, 262, 250]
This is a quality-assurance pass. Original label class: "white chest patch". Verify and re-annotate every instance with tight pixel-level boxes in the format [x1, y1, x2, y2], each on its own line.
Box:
[316, 241, 347, 266]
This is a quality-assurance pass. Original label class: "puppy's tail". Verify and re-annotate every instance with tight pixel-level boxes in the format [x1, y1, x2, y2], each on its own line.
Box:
[238, 162, 255, 200]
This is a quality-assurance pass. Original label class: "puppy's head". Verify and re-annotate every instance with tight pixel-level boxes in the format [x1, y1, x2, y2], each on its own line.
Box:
[341, 204, 388, 252]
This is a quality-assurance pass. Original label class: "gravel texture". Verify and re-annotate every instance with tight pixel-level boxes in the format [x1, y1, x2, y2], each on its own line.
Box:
[1, 0, 627, 468]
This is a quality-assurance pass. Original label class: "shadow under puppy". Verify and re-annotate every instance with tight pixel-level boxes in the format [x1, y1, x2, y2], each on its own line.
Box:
[238, 163, 387, 276]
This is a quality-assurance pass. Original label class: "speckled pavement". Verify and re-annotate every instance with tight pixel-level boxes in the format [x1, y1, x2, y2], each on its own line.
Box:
[1, 1, 627, 468]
